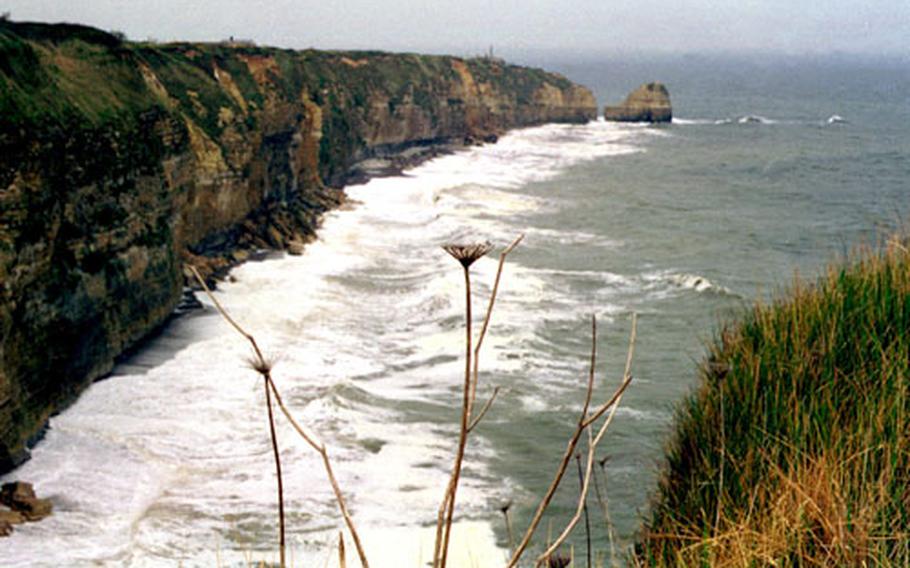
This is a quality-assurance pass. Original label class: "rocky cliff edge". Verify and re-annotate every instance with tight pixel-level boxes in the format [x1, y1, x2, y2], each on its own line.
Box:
[0, 21, 597, 470]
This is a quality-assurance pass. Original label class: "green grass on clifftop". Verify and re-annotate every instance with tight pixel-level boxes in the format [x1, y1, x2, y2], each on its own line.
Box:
[0, 21, 162, 126]
[639, 240, 910, 566]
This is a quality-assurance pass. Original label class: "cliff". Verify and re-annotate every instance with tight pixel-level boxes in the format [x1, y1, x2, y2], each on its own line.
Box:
[604, 82, 672, 123]
[0, 21, 597, 470]
[0, 22, 596, 471]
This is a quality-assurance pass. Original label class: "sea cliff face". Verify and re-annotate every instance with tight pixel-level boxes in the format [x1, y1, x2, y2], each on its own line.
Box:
[0, 21, 596, 470]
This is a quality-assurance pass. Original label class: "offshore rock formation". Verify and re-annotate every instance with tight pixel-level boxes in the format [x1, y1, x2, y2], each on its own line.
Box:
[0, 21, 597, 470]
[604, 82, 672, 123]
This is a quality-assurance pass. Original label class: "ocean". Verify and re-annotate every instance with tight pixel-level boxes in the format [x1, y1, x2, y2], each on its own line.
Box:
[3, 54, 908, 566]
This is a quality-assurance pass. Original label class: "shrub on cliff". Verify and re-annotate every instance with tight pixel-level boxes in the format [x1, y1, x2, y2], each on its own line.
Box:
[639, 239, 910, 566]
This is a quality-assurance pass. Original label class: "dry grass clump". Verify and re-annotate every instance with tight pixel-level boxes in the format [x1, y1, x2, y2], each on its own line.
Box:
[638, 241, 910, 566]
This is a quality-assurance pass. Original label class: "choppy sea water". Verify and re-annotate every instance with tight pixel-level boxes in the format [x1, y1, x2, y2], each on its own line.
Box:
[3, 56, 909, 566]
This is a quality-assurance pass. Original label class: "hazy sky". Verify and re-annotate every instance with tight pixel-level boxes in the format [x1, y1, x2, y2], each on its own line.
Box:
[3, 0, 908, 57]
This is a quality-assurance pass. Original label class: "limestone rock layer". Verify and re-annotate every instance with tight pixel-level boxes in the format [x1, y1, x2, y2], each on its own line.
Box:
[0, 21, 597, 470]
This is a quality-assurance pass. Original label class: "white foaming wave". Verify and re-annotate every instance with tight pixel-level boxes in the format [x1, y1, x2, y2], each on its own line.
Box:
[826, 114, 848, 125]
[433, 184, 546, 217]
[526, 226, 623, 248]
[516, 387, 655, 420]
[2, 120, 651, 567]
[674, 117, 791, 127]
[369, 120, 651, 194]
[642, 270, 733, 296]
[527, 266, 634, 287]
[672, 118, 715, 125]
[713, 115, 782, 126]
[737, 115, 776, 125]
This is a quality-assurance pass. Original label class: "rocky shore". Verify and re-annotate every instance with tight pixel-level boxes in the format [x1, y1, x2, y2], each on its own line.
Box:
[0, 482, 52, 536]
[0, 20, 597, 471]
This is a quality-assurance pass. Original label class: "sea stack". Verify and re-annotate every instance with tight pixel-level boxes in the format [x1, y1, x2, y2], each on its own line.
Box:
[604, 82, 672, 123]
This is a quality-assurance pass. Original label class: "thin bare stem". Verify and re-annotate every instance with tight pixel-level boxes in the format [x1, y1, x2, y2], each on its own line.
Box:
[581, 316, 638, 430]
[188, 265, 286, 566]
[591, 454, 618, 566]
[338, 531, 346, 568]
[263, 375, 286, 568]
[510, 314, 638, 568]
[268, 383, 324, 452]
[506, 316, 600, 568]
[715, 379, 725, 537]
[582, 315, 597, 417]
[535, 314, 638, 565]
[268, 380, 370, 568]
[434, 236, 522, 567]
[432, 490, 451, 568]
[436, 266, 473, 568]
[188, 264, 369, 568]
[501, 501, 515, 552]
[535, 411, 613, 567]
[576, 453, 592, 568]
[467, 386, 501, 433]
[469, 234, 524, 416]
[188, 265, 267, 365]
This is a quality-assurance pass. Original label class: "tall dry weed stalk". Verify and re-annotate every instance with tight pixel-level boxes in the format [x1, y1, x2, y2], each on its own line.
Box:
[434, 237, 518, 568]
[433, 236, 637, 568]
[189, 266, 369, 568]
[191, 232, 637, 568]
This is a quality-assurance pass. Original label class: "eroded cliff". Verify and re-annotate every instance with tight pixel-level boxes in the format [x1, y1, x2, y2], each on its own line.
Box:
[0, 21, 596, 470]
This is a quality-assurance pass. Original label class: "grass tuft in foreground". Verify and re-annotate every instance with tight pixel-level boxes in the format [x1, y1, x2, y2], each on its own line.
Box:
[638, 240, 910, 566]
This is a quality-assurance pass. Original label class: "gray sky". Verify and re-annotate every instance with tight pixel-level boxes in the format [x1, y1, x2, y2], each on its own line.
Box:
[3, 0, 908, 57]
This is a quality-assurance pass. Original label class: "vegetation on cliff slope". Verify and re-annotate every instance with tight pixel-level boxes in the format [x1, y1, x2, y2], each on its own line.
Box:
[0, 19, 596, 471]
[639, 240, 910, 566]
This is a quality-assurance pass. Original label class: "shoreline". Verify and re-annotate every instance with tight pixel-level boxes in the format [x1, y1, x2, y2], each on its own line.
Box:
[2, 132, 510, 475]
[0, 18, 600, 470]
[184, 137, 484, 286]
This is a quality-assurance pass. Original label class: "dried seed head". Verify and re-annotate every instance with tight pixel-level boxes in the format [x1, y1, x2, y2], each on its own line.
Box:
[442, 241, 493, 268]
[548, 553, 571, 568]
[246, 355, 274, 376]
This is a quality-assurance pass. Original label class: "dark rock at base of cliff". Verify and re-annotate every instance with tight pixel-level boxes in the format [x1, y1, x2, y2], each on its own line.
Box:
[0, 482, 53, 524]
[604, 82, 672, 123]
[463, 133, 499, 145]
[0, 20, 598, 472]
[287, 240, 306, 256]
[345, 143, 460, 185]
[174, 288, 204, 314]
[0, 484, 38, 537]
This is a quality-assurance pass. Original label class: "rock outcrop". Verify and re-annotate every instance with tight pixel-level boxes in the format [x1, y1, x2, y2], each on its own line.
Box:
[0, 481, 53, 535]
[603, 82, 672, 123]
[0, 21, 598, 470]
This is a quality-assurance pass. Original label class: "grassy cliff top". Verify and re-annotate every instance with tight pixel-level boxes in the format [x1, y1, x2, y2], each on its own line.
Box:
[0, 19, 576, 132]
[0, 21, 159, 124]
[640, 240, 910, 566]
